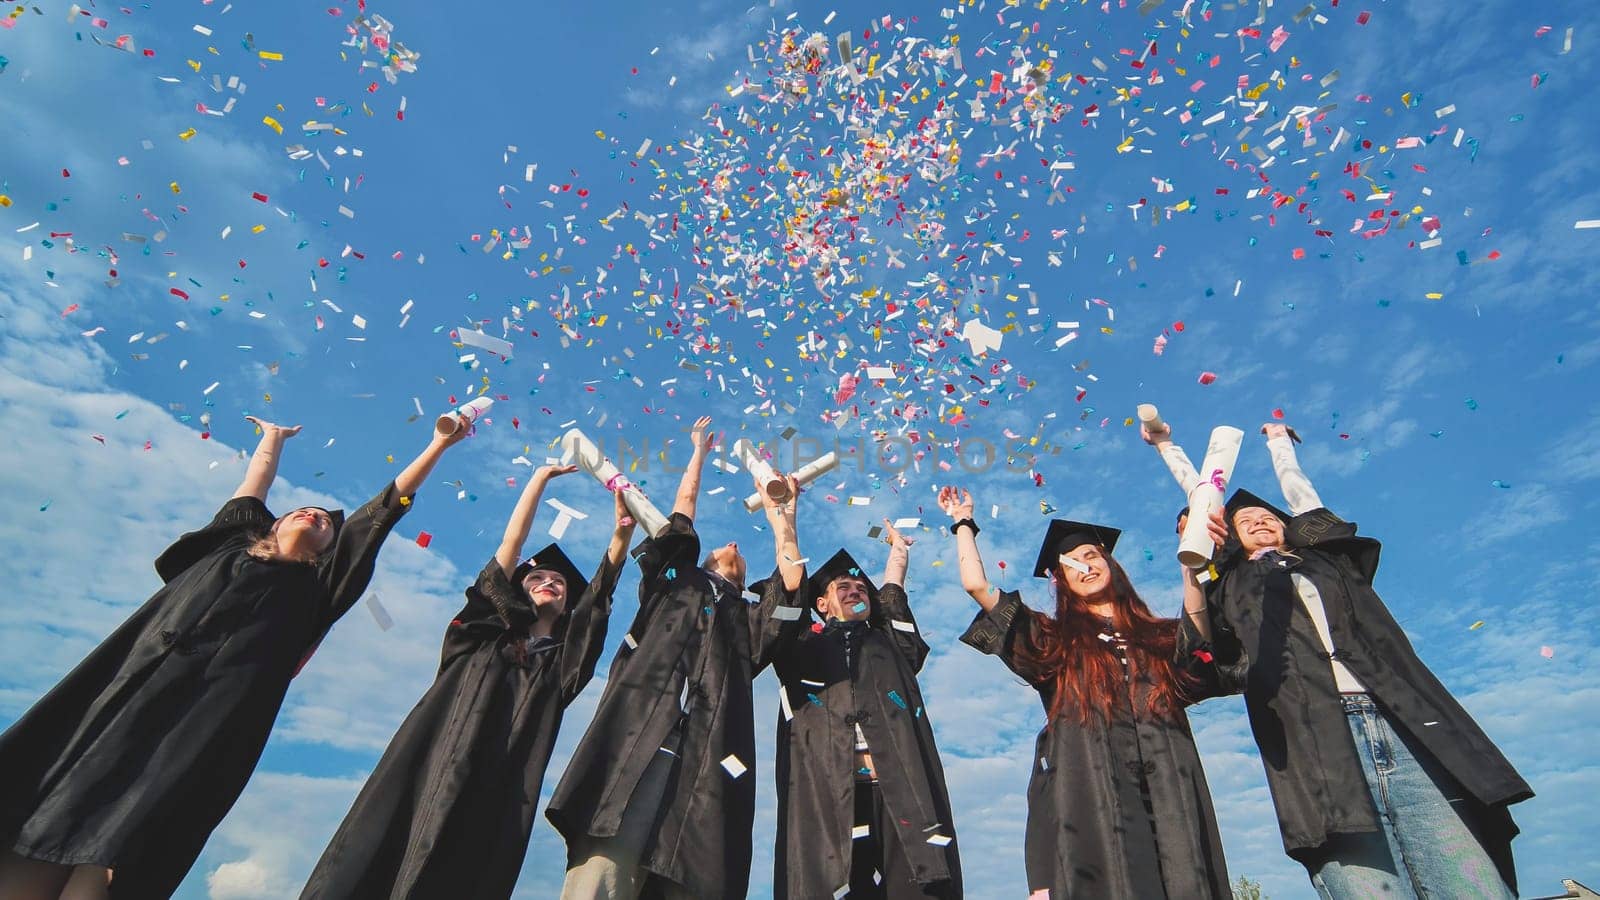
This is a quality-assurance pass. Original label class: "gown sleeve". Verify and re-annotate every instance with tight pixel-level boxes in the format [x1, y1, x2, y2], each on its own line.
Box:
[315, 481, 413, 627]
[875, 583, 930, 674]
[633, 512, 701, 608]
[153, 495, 276, 582]
[1266, 435, 1325, 515]
[436, 558, 525, 669]
[750, 567, 810, 673]
[1172, 613, 1236, 703]
[958, 590, 1050, 685]
[558, 551, 624, 704]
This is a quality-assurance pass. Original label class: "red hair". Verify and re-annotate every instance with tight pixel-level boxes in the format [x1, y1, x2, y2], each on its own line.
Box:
[1017, 553, 1196, 724]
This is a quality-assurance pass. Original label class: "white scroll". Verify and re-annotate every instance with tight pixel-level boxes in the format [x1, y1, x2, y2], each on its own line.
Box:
[436, 397, 493, 435]
[1177, 425, 1244, 567]
[559, 428, 670, 538]
[730, 439, 790, 504]
[1136, 403, 1166, 434]
[742, 451, 841, 512]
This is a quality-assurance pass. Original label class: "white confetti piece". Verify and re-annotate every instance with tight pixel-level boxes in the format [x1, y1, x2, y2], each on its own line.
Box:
[720, 754, 747, 778]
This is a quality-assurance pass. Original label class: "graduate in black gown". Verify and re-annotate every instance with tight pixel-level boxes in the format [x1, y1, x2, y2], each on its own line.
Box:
[546, 417, 806, 900]
[301, 463, 637, 899]
[1192, 422, 1531, 899]
[767, 519, 962, 900]
[938, 486, 1231, 900]
[0, 414, 466, 899]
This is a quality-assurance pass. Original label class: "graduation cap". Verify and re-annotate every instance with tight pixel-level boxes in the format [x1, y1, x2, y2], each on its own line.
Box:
[1223, 489, 1292, 531]
[1032, 520, 1122, 579]
[512, 542, 589, 601]
[807, 549, 880, 612]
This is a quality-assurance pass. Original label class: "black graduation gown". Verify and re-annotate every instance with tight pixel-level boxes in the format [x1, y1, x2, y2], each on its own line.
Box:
[545, 512, 793, 899]
[770, 584, 962, 900]
[0, 485, 410, 897]
[960, 591, 1231, 900]
[300, 549, 621, 899]
[1204, 506, 1533, 890]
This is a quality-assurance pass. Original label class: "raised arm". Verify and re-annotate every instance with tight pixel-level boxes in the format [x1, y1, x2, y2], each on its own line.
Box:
[1263, 423, 1323, 515]
[938, 486, 996, 611]
[762, 474, 805, 593]
[1143, 418, 1203, 495]
[233, 416, 302, 501]
[881, 519, 913, 588]
[394, 413, 471, 498]
[670, 416, 715, 521]
[559, 488, 638, 703]
[494, 465, 579, 576]
[1180, 562, 1213, 643]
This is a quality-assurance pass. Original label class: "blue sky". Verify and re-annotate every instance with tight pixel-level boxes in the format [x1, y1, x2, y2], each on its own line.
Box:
[1, 0, 1597, 897]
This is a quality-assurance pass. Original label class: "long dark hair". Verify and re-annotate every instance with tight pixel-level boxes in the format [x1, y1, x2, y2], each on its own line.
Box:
[1016, 552, 1193, 723]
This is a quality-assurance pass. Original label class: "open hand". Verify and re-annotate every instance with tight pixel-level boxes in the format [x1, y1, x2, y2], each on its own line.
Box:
[535, 463, 580, 483]
[937, 486, 974, 521]
[244, 416, 302, 440]
[882, 518, 915, 548]
[689, 416, 716, 453]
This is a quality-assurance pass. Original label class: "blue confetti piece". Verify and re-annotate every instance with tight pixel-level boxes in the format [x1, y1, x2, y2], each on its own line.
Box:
[1142, 548, 1154, 561]
[1464, 398, 1478, 411]
[806, 693, 822, 706]
[887, 690, 907, 710]
[1491, 480, 1511, 489]
[852, 602, 868, 613]
[39, 500, 51, 512]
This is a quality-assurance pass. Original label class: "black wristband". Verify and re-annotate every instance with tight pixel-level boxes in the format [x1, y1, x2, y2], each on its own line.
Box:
[950, 518, 980, 536]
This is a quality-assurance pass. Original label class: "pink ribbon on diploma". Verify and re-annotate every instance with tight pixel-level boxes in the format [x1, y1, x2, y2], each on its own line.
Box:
[1208, 468, 1227, 492]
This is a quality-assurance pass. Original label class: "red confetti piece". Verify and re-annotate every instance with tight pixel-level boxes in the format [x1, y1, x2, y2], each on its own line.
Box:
[251, 191, 269, 203]
[1355, 10, 1370, 24]
[169, 288, 190, 300]
[1272, 408, 1285, 419]
[1172, 321, 1185, 332]
[1197, 371, 1218, 385]
[415, 531, 433, 548]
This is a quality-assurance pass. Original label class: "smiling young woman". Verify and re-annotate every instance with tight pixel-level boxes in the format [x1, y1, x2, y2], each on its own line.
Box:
[941, 486, 1232, 900]
[0, 414, 467, 900]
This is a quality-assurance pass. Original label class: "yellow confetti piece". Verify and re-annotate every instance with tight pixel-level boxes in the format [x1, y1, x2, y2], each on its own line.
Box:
[0, 195, 11, 208]
[1425, 292, 1444, 301]
[169, 182, 181, 194]
[258, 50, 283, 61]
[262, 116, 283, 135]
[178, 128, 198, 141]
[1469, 620, 1485, 630]
[251, 224, 266, 234]
[187, 59, 202, 72]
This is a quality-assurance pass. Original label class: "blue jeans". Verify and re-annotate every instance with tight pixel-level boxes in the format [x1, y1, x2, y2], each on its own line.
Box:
[1305, 695, 1515, 900]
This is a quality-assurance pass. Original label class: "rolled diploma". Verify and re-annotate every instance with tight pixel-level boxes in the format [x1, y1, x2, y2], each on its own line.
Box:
[730, 439, 789, 502]
[436, 396, 493, 435]
[559, 428, 669, 537]
[742, 451, 840, 512]
[1136, 403, 1166, 433]
[1176, 425, 1245, 568]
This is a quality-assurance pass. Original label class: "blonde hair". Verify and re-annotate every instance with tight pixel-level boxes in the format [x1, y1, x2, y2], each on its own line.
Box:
[247, 515, 324, 565]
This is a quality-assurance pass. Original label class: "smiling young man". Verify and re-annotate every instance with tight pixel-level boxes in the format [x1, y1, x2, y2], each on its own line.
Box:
[546, 418, 805, 900]
[764, 520, 961, 900]
[1197, 423, 1533, 900]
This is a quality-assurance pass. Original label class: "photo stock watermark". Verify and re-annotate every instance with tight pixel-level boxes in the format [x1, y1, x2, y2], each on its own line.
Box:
[575, 428, 1060, 479]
